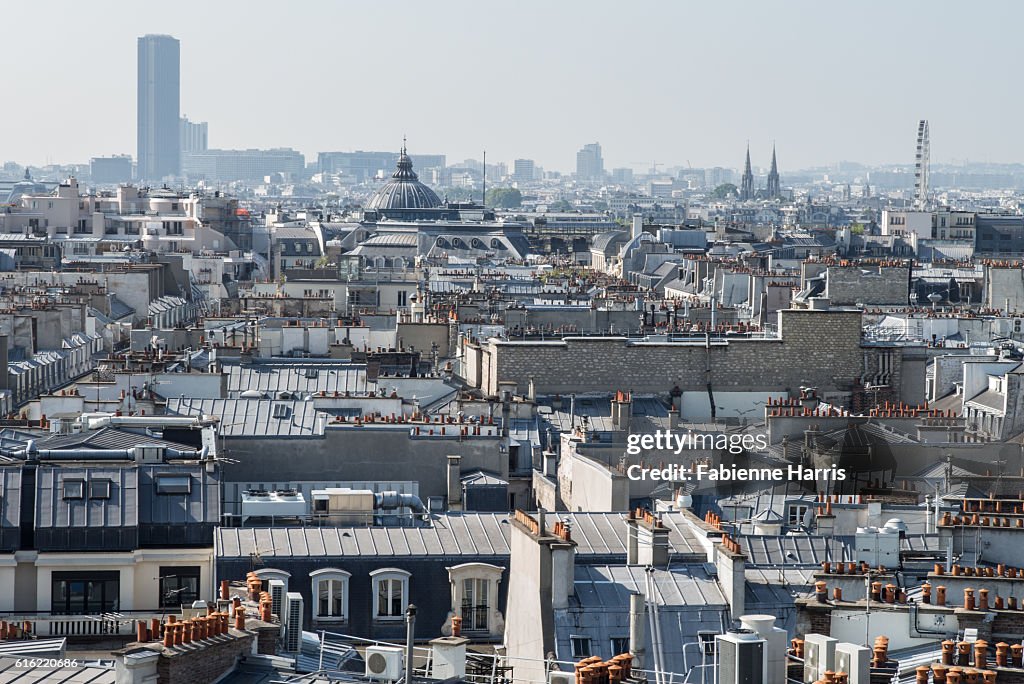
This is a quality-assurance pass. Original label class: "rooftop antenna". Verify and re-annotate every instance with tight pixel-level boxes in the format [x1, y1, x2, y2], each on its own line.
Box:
[482, 149, 487, 207]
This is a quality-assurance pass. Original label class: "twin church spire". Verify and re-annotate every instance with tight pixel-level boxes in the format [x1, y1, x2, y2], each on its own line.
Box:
[740, 144, 780, 200]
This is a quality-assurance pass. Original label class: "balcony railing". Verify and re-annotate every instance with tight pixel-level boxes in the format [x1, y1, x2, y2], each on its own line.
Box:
[460, 603, 489, 632]
[0, 610, 171, 638]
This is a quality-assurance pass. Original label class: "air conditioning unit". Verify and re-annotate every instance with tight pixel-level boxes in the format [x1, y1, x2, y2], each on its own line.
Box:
[803, 634, 838, 684]
[283, 592, 303, 653]
[549, 671, 575, 684]
[365, 645, 404, 681]
[715, 630, 765, 684]
[835, 643, 870, 684]
[269, 579, 285, 622]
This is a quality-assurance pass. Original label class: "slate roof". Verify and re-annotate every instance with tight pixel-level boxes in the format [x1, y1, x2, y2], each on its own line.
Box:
[166, 398, 323, 436]
[226, 365, 370, 397]
[32, 427, 193, 451]
[216, 511, 707, 561]
[554, 564, 729, 670]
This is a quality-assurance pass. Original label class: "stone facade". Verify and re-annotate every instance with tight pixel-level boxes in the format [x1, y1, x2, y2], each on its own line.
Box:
[826, 264, 911, 306]
[472, 309, 881, 398]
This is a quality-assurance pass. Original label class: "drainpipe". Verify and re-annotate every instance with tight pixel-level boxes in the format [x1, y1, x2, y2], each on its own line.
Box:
[405, 604, 416, 684]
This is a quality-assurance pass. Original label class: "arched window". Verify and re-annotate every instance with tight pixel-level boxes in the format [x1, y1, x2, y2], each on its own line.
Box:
[370, 568, 411, 621]
[252, 568, 291, 595]
[446, 563, 504, 635]
[311, 568, 350, 622]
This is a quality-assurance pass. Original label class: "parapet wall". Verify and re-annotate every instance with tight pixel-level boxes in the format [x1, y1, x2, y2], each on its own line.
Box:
[479, 309, 872, 396]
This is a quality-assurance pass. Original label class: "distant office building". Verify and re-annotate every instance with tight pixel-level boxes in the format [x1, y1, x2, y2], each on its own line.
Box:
[180, 116, 208, 154]
[181, 148, 305, 181]
[90, 156, 134, 184]
[610, 167, 633, 184]
[975, 214, 1024, 255]
[576, 143, 604, 181]
[137, 34, 180, 181]
[513, 159, 535, 183]
[704, 167, 733, 189]
[318, 151, 446, 182]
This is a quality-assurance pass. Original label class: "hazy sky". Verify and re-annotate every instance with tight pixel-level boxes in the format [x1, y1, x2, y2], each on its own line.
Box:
[5, 1, 1023, 173]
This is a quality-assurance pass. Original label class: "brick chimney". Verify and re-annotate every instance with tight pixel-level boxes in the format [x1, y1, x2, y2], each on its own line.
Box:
[115, 611, 260, 684]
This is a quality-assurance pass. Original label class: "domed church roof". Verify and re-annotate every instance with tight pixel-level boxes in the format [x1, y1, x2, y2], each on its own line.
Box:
[366, 143, 442, 212]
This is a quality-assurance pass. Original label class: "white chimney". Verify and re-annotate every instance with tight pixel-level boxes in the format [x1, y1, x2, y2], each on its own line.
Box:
[739, 615, 787, 684]
[631, 215, 643, 240]
[430, 636, 469, 679]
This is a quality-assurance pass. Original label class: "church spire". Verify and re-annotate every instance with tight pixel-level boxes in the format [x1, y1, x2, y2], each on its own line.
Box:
[766, 144, 780, 198]
[740, 144, 754, 200]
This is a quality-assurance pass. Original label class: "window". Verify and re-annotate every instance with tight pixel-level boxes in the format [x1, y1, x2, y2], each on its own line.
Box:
[311, 569, 350, 621]
[397, 290, 407, 307]
[51, 571, 119, 615]
[155, 474, 191, 495]
[447, 563, 504, 635]
[370, 568, 410, 620]
[787, 504, 809, 527]
[89, 479, 112, 499]
[62, 479, 84, 499]
[461, 578, 490, 631]
[159, 566, 200, 608]
[611, 637, 630, 656]
[570, 636, 593, 658]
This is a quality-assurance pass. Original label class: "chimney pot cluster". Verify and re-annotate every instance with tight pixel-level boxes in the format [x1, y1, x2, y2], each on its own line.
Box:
[940, 639, 1004, 681]
[0, 621, 32, 639]
[820, 560, 869, 576]
[702, 510, 722, 529]
[513, 509, 541, 536]
[573, 653, 633, 684]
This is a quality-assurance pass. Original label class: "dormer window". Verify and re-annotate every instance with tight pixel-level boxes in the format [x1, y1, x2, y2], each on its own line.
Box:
[311, 569, 350, 622]
[62, 479, 85, 500]
[155, 475, 191, 495]
[89, 479, 112, 499]
[370, 568, 410, 621]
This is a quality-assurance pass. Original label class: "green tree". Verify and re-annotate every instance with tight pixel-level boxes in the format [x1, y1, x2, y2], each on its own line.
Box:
[592, 200, 608, 212]
[712, 183, 738, 199]
[438, 187, 474, 202]
[485, 187, 523, 208]
[548, 199, 573, 212]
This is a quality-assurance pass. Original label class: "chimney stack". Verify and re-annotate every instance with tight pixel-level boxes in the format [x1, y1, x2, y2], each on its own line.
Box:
[629, 508, 669, 567]
[551, 534, 576, 609]
[612, 390, 632, 432]
[717, 536, 747, 621]
[447, 455, 462, 511]
[626, 510, 640, 565]
[628, 592, 646, 670]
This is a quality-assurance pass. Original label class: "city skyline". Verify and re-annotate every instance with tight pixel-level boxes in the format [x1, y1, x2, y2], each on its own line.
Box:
[4, 1, 1023, 172]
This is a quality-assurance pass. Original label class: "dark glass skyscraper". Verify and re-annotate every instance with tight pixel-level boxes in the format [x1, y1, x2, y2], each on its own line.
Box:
[137, 34, 180, 180]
